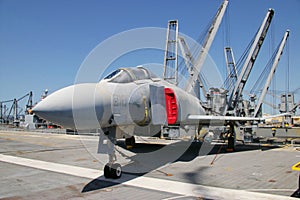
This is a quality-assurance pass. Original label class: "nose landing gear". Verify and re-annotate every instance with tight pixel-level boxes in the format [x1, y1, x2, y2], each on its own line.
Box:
[104, 163, 122, 179]
[99, 127, 123, 179]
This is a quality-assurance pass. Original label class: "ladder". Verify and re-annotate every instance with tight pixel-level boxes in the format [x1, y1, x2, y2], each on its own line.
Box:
[163, 20, 179, 85]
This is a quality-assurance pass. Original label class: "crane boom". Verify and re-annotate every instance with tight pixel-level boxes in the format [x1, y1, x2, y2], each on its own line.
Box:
[178, 36, 208, 99]
[186, 0, 228, 93]
[253, 30, 290, 117]
[224, 47, 238, 92]
[227, 8, 274, 113]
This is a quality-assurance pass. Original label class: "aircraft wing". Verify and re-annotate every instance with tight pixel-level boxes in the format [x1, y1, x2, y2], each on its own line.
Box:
[187, 115, 264, 125]
[188, 115, 263, 121]
[187, 112, 291, 125]
[261, 112, 292, 119]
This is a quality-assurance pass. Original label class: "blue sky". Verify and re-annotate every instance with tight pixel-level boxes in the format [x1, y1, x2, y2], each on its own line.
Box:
[0, 0, 299, 114]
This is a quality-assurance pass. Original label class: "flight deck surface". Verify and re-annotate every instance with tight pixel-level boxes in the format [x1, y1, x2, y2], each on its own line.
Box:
[0, 129, 299, 199]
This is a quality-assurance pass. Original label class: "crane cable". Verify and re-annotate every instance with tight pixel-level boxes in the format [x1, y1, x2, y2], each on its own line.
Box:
[249, 41, 280, 94]
[222, 35, 254, 90]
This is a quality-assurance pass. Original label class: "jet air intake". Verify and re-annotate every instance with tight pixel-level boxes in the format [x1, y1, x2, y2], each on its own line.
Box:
[164, 88, 178, 124]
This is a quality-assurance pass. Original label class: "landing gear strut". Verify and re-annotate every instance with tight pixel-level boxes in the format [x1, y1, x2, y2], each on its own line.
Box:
[100, 127, 122, 179]
[226, 123, 235, 152]
[104, 151, 122, 179]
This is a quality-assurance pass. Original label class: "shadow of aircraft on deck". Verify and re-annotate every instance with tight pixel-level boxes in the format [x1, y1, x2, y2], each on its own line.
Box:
[82, 141, 280, 193]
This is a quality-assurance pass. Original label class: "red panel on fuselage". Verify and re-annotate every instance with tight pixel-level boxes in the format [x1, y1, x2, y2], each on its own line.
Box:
[164, 88, 178, 124]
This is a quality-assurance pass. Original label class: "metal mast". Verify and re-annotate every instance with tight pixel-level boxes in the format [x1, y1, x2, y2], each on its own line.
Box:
[163, 20, 179, 85]
[227, 9, 274, 114]
[0, 103, 2, 123]
[178, 36, 208, 99]
[253, 30, 289, 117]
[186, 0, 228, 93]
[13, 98, 18, 125]
[0, 99, 13, 123]
[224, 47, 238, 92]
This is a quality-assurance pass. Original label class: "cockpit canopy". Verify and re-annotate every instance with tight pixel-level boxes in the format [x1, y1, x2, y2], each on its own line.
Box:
[104, 67, 159, 83]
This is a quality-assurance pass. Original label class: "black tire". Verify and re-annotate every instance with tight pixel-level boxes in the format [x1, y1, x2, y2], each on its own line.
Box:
[104, 164, 112, 179]
[125, 136, 135, 147]
[111, 163, 122, 179]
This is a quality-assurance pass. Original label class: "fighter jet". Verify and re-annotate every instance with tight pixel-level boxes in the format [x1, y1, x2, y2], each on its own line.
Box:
[33, 66, 264, 179]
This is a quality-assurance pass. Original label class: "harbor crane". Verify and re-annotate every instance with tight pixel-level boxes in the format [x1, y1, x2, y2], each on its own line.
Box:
[163, 20, 179, 85]
[225, 8, 274, 116]
[178, 36, 209, 100]
[2, 91, 33, 126]
[224, 47, 238, 94]
[163, 0, 228, 109]
[252, 30, 290, 117]
[185, 0, 228, 95]
[0, 99, 13, 123]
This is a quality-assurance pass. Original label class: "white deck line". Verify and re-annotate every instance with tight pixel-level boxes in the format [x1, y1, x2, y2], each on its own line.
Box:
[0, 154, 295, 200]
[0, 154, 100, 179]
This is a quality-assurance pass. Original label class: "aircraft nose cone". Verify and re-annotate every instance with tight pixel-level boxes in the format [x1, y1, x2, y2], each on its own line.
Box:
[33, 85, 75, 128]
[33, 83, 105, 130]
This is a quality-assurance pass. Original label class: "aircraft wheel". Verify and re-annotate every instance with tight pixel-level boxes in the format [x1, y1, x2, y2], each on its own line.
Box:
[104, 163, 122, 179]
[104, 164, 112, 178]
[125, 136, 135, 149]
[111, 163, 122, 179]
